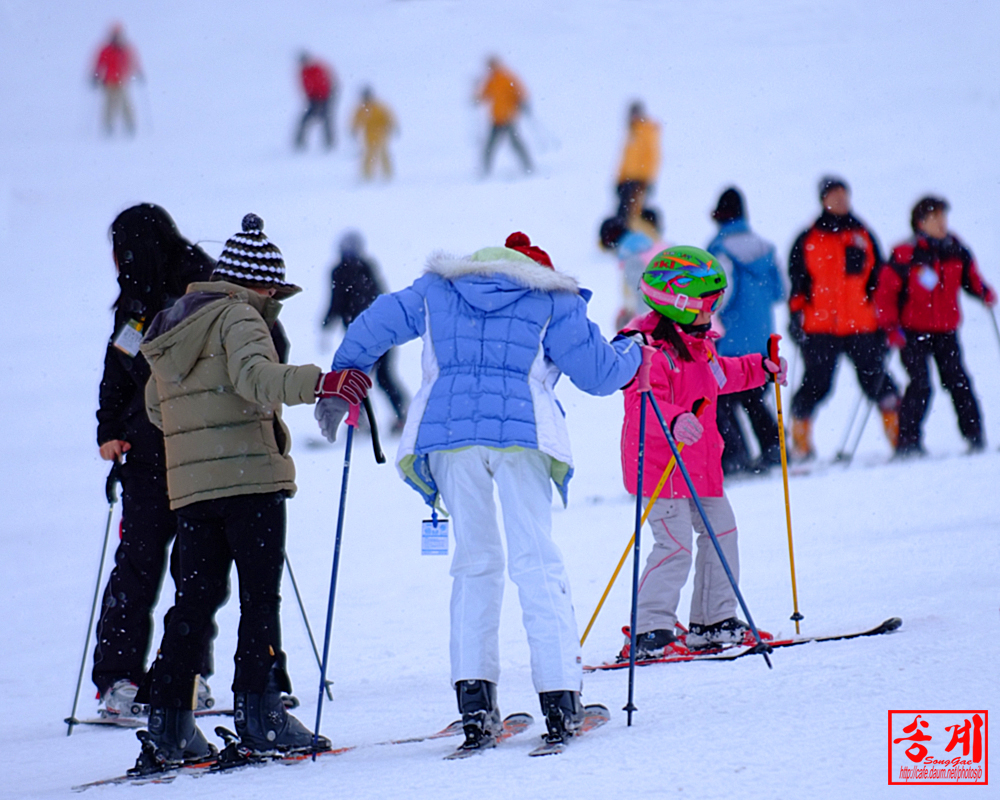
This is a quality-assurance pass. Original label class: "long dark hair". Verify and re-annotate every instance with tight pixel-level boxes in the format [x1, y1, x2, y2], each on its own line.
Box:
[651, 313, 694, 362]
[110, 204, 215, 322]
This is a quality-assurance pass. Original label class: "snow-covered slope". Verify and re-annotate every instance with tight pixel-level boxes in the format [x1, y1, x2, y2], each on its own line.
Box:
[1, 2, 997, 798]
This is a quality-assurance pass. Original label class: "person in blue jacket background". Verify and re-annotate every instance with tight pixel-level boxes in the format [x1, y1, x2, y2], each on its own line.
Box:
[314, 232, 641, 752]
[707, 188, 785, 475]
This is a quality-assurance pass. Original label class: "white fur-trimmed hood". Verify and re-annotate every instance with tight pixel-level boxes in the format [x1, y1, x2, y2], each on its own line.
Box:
[426, 250, 581, 294]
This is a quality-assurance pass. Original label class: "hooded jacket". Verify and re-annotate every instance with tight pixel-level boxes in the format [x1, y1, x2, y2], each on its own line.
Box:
[331, 247, 642, 508]
[707, 218, 785, 357]
[140, 281, 322, 509]
[621, 311, 769, 499]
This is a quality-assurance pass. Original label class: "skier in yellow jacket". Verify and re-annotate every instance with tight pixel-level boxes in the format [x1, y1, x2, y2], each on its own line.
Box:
[351, 86, 396, 180]
[616, 101, 661, 219]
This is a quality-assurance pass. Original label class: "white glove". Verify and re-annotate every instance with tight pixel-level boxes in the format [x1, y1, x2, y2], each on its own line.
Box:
[315, 396, 350, 443]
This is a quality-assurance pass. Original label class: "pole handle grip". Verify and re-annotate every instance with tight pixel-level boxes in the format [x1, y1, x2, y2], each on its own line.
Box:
[105, 459, 122, 505]
[691, 397, 709, 418]
[636, 345, 655, 393]
[362, 397, 387, 464]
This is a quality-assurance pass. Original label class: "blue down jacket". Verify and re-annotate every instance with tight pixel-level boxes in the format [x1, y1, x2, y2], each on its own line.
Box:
[707, 218, 785, 357]
[332, 246, 642, 508]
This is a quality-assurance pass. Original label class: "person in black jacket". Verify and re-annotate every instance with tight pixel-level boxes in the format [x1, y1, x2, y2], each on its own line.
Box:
[93, 204, 216, 717]
[321, 231, 408, 433]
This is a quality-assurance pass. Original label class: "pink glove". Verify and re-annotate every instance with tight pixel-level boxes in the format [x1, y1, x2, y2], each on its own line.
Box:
[763, 355, 788, 386]
[887, 328, 907, 350]
[671, 411, 704, 446]
[984, 286, 997, 307]
[315, 369, 373, 404]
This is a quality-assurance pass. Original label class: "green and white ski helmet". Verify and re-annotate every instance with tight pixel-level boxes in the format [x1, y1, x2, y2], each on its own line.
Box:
[640, 245, 727, 324]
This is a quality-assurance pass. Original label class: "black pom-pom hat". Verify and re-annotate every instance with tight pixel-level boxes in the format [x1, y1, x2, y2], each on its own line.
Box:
[212, 213, 302, 299]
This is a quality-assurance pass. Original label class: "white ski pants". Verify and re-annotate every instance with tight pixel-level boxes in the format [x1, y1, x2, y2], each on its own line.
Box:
[428, 447, 582, 694]
[635, 495, 740, 634]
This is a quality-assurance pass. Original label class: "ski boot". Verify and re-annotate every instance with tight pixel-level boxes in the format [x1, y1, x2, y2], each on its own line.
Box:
[686, 617, 752, 650]
[791, 417, 815, 461]
[100, 679, 145, 719]
[453, 680, 502, 753]
[616, 628, 678, 662]
[233, 666, 329, 754]
[539, 690, 584, 745]
[129, 707, 216, 775]
[196, 675, 215, 711]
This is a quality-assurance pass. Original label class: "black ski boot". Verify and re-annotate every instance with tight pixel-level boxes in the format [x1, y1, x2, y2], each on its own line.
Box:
[234, 667, 330, 754]
[129, 707, 215, 775]
[455, 680, 502, 752]
[539, 690, 584, 744]
[635, 628, 678, 659]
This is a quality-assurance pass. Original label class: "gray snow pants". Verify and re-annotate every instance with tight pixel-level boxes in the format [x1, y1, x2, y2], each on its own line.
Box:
[635, 495, 739, 634]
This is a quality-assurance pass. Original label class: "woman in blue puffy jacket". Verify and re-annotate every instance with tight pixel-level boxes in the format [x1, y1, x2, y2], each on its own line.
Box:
[315, 232, 641, 751]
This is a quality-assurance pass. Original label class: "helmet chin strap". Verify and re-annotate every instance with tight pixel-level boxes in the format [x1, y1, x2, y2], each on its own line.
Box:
[679, 321, 712, 335]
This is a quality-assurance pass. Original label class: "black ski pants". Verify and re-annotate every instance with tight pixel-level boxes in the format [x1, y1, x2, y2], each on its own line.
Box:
[147, 491, 290, 709]
[898, 331, 982, 450]
[791, 332, 898, 421]
[717, 386, 780, 474]
[374, 350, 407, 420]
[483, 123, 532, 174]
[92, 465, 212, 696]
[296, 98, 334, 149]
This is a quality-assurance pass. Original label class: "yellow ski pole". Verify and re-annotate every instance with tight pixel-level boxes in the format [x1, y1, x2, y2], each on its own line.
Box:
[769, 334, 803, 634]
[580, 398, 708, 646]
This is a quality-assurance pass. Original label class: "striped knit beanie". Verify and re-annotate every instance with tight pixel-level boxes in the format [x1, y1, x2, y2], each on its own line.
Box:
[212, 213, 301, 298]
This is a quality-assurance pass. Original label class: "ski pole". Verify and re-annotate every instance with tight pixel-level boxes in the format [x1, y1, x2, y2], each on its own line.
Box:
[834, 389, 865, 462]
[580, 397, 709, 646]
[768, 335, 803, 634]
[988, 305, 1000, 358]
[284, 553, 333, 702]
[624, 347, 653, 726]
[65, 460, 122, 735]
[646, 392, 773, 668]
[312, 402, 366, 757]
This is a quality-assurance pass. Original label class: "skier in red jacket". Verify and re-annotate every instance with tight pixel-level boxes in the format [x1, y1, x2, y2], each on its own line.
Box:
[875, 196, 996, 456]
[295, 52, 337, 150]
[92, 25, 143, 136]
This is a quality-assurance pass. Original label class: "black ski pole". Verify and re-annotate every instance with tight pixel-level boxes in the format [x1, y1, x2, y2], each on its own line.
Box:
[284, 554, 333, 702]
[645, 393, 773, 669]
[65, 460, 121, 735]
[312, 408, 360, 757]
[625, 350, 652, 727]
[834, 390, 865, 461]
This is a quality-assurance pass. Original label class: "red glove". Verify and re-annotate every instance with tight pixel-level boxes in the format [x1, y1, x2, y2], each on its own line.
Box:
[984, 286, 997, 307]
[671, 412, 704, 446]
[887, 328, 907, 350]
[315, 369, 372, 404]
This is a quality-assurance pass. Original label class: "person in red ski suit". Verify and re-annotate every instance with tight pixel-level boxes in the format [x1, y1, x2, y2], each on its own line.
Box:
[295, 52, 337, 150]
[92, 25, 142, 136]
[875, 196, 996, 455]
[618, 246, 785, 660]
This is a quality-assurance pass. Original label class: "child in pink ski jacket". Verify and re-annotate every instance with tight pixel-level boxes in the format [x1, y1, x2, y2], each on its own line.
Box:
[618, 246, 786, 659]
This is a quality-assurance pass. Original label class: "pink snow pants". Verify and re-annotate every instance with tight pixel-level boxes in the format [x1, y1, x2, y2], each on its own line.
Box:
[428, 447, 582, 694]
[635, 495, 740, 634]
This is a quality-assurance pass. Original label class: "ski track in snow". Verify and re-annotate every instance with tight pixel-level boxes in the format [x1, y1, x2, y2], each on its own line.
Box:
[1, 2, 998, 798]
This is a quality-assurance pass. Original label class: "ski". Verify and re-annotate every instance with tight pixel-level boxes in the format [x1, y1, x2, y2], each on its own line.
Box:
[443, 713, 535, 760]
[528, 704, 610, 756]
[73, 717, 465, 791]
[73, 707, 235, 729]
[583, 617, 902, 672]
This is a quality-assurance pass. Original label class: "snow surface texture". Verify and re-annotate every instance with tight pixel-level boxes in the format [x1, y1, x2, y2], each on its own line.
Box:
[2, 1, 998, 798]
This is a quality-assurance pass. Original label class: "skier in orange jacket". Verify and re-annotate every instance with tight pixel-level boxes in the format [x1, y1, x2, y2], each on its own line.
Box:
[476, 57, 532, 175]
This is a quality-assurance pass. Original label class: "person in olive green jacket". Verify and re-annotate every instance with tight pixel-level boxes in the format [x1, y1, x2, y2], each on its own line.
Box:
[132, 214, 371, 771]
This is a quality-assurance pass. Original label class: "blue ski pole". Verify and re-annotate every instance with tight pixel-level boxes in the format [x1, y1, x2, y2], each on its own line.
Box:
[312, 404, 360, 757]
[645, 393, 773, 668]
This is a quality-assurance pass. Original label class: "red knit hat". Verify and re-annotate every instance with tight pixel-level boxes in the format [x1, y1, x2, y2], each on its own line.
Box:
[505, 232, 553, 269]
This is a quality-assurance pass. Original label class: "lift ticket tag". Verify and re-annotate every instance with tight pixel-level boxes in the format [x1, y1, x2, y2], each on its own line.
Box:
[113, 319, 144, 357]
[421, 518, 449, 556]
